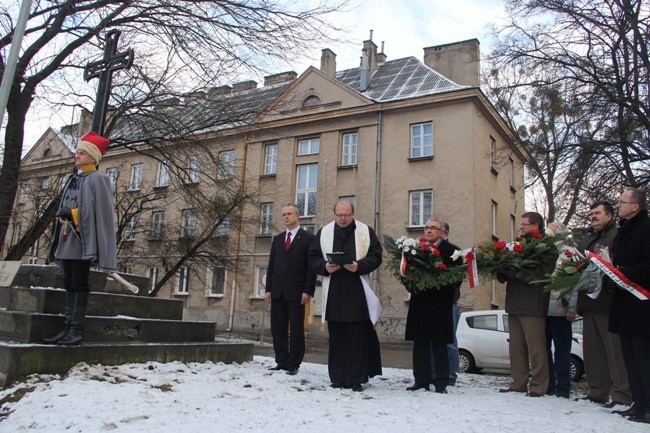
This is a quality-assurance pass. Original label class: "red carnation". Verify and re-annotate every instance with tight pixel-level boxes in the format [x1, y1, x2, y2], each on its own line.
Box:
[495, 241, 507, 250]
[433, 248, 441, 256]
[532, 231, 543, 239]
[418, 237, 426, 243]
[515, 236, 522, 241]
[438, 263, 447, 270]
[513, 244, 523, 252]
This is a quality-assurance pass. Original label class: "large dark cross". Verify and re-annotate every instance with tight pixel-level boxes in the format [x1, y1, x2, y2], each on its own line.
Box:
[83, 30, 134, 136]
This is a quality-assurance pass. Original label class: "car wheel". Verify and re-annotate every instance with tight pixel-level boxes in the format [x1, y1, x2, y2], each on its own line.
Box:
[459, 349, 477, 373]
[571, 355, 584, 381]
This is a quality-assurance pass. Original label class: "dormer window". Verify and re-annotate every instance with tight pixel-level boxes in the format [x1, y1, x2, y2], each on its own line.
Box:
[302, 95, 321, 108]
[43, 148, 52, 158]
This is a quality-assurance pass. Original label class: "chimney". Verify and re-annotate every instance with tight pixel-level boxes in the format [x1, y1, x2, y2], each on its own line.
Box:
[376, 41, 387, 65]
[263, 71, 298, 86]
[359, 48, 370, 92]
[320, 48, 337, 77]
[184, 91, 206, 103]
[208, 85, 232, 96]
[363, 30, 378, 74]
[423, 39, 480, 87]
[232, 80, 258, 92]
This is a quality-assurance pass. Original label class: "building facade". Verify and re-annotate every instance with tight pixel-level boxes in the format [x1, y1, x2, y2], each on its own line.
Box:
[9, 38, 527, 341]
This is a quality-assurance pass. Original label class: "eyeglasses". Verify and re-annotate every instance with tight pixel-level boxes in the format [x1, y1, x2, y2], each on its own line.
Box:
[617, 200, 638, 205]
[519, 223, 536, 228]
[424, 225, 442, 231]
[335, 213, 353, 218]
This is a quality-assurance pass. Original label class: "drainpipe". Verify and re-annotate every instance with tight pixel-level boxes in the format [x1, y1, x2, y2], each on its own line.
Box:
[372, 111, 383, 292]
[226, 133, 249, 333]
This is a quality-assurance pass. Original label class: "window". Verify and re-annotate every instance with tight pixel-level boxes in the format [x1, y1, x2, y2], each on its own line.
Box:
[208, 266, 226, 296]
[217, 150, 235, 180]
[508, 158, 515, 190]
[296, 164, 318, 217]
[121, 266, 132, 274]
[129, 163, 143, 190]
[302, 224, 315, 234]
[106, 168, 118, 191]
[188, 155, 200, 183]
[303, 95, 321, 108]
[489, 136, 497, 172]
[18, 183, 28, 203]
[510, 214, 516, 241]
[152, 211, 165, 240]
[339, 196, 356, 208]
[467, 314, 499, 331]
[176, 266, 189, 294]
[342, 132, 358, 166]
[260, 203, 273, 235]
[264, 143, 277, 175]
[125, 215, 137, 241]
[409, 190, 432, 226]
[491, 200, 498, 238]
[256, 266, 268, 298]
[148, 267, 158, 294]
[12, 223, 22, 246]
[298, 138, 320, 155]
[157, 160, 170, 187]
[28, 239, 39, 264]
[410, 123, 433, 158]
[215, 217, 230, 237]
[181, 209, 196, 237]
[40, 178, 50, 190]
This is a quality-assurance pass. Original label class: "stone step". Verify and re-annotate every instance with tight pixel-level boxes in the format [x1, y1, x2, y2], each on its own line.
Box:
[0, 287, 183, 320]
[0, 340, 253, 388]
[0, 311, 216, 344]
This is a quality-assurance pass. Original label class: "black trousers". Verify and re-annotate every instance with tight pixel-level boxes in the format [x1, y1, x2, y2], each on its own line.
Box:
[412, 340, 449, 390]
[62, 260, 92, 293]
[328, 321, 371, 385]
[620, 334, 650, 408]
[270, 297, 305, 369]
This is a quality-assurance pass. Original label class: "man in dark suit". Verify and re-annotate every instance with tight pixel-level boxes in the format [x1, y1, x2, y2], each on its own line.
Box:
[265, 204, 317, 375]
[404, 218, 462, 394]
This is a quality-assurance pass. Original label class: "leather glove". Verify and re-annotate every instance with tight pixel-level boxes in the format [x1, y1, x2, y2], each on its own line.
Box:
[56, 207, 73, 221]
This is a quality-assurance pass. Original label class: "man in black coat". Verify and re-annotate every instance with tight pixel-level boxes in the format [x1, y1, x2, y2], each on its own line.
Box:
[404, 218, 462, 394]
[265, 204, 317, 375]
[609, 188, 650, 424]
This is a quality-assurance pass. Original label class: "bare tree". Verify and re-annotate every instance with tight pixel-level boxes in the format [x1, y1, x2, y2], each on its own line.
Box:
[0, 0, 346, 255]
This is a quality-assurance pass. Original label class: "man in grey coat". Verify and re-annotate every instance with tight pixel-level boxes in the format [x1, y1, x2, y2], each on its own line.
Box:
[45, 131, 117, 346]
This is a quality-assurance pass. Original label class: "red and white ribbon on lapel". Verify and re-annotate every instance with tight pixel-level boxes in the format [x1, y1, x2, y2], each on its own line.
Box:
[587, 251, 650, 301]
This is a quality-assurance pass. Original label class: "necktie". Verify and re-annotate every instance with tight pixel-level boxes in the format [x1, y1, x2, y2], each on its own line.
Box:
[285, 231, 292, 252]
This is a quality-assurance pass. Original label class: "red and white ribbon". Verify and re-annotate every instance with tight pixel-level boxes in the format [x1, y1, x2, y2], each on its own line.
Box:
[463, 248, 478, 288]
[400, 251, 408, 277]
[587, 251, 650, 301]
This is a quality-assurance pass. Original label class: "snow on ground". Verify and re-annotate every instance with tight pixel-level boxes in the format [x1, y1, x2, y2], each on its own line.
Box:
[0, 356, 646, 433]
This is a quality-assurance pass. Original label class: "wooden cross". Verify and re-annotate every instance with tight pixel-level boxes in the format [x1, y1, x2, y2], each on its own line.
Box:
[83, 30, 134, 136]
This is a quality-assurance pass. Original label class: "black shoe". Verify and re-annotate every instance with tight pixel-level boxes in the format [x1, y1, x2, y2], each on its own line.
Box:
[435, 388, 447, 394]
[406, 383, 430, 391]
[268, 365, 286, 371]
[448, 378, 456, 386]
[630, 409, 650, 424]
[574, 395, 607, 404]
[554, 391, 570, 399]
[604, 401, 628, 409]
[526, 392, 544, 397]
[286, 367, 299, 376]
[330, 382, 344, 389]
[613, 404, 643, 417]
[499, 388, 525, 393]
[351, 384, 363, 392]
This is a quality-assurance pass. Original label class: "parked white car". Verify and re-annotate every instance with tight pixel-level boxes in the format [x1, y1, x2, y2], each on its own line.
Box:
[457, 310, 584, 381]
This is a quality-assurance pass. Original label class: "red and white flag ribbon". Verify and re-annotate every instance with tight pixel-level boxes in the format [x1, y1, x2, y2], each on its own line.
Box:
[400, 251, 408, 277]
[463, 248, 478, 288]
[587, 251, 650, 301]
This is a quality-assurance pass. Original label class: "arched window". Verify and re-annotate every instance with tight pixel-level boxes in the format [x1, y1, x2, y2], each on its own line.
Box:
[42, 148, 52, 158]
[302, 95, 321, 108]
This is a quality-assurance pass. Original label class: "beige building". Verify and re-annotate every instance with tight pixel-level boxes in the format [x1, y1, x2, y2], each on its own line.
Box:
[10, 38, 527, 341]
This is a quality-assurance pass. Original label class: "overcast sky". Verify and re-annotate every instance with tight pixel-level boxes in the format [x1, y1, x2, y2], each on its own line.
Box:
[20, 0, 508, 149]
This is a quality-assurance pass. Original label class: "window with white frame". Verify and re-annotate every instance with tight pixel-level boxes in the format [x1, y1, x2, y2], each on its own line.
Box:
[152, 211, 165, 240]
[489, 136, 497, 172]
[148, 267, 158, 294]
[129, 163, 143, 190]
[121, 265, 132, 274]
[40, 178, 50, 190]
[409, 190, 433, 226]
[508, 158, 515, 189]
[264, 143, 277, 175]
[208, 266, 226, 296]
[491, 200, 498, 238]
[181, 209, 196, 237]
[296, 164, 318, 217]
[298, 137, 320, 155]
[260, 203, 273, 235]
[217, 150, 235, 179]
[18, 183, 28, 203]
[215, 217, 230, 237]
[188, 155, 200, 183]
[106, 168, 118, 191]
[256, 266, 267, 297]
[410, 123, 433, 158]
[176, 266, 190, 294]
[342, 132, 358, 166]
[302, 224, 315, 234]
[125, 215, 137, 241]
[12, 223, 22, 246]
[157, 160, 170, 187]
[28, 239, 39, 264]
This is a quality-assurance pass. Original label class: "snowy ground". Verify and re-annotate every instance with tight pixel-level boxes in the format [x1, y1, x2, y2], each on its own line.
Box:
[0, 356, 646, 433]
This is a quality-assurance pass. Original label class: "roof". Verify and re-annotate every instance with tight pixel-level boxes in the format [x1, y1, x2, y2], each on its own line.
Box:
[336, 56, 469, 102]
